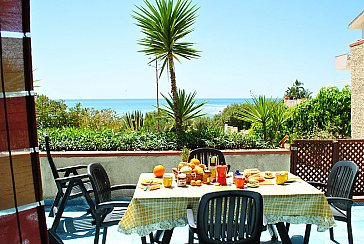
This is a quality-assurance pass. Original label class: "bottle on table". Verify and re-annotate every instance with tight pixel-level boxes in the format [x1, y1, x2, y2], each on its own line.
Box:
[209, 156, 217, 182]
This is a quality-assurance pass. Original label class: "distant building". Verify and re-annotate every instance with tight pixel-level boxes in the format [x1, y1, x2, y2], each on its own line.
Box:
[336, 10, 364, 138]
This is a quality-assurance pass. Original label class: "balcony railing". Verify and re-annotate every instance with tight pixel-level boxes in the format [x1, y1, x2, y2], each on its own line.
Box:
[335, 53, 351, 70]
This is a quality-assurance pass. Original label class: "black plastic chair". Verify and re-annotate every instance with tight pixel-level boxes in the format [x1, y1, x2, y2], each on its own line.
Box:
[87, 163, 152, 244]
[187, 190, 263, 244]
[45, 135, 94, 217]
[187, 148, 226, 168]
[304, 160, 359, 244]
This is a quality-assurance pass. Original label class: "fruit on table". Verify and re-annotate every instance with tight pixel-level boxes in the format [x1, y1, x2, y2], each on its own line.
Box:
[178, 162, 187, 170]
[199, 164, 205, 169]
[190, 180, 196, 186]
[187, 163, 195, 169]
[190, 158, 200, 165]
[194, 166, 204, 174]
[153, 165, 165, 178]
[195, 180, 202, 186]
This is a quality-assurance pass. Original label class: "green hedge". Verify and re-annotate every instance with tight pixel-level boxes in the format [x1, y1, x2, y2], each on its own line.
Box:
[282, 85, 351, 140]
[38, 127, 272, 151]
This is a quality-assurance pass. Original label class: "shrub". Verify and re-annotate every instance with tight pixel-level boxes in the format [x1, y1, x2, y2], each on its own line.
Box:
[35, 94, 124, 130]
[213, 103, 251, 130]
[235, 96, 289, 145]
[282, 85, 351, 140]
[38, 127, 272, 151]
[35, 94, 71, 129]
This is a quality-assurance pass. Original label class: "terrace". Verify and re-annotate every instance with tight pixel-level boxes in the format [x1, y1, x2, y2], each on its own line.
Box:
[44, 199, 364, 243]
[1, 1, 364, 244]
[41, 144, 364, 244]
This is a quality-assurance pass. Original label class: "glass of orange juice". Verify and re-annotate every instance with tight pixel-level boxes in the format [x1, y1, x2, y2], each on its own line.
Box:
[235, 175, 245, 189]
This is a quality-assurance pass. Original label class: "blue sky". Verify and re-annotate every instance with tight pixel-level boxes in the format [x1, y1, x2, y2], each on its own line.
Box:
[30, 1, 363, 99]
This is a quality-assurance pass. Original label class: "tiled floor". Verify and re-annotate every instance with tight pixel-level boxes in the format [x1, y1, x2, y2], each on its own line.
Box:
[46, 201, 364, 244]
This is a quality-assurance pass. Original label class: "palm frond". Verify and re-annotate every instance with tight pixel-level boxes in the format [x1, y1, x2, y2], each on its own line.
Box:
[160, 89, 206, 127]
[132, 0, 200, 75]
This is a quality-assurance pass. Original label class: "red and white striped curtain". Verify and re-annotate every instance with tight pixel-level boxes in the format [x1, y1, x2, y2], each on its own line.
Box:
[0, 0, 48, 243]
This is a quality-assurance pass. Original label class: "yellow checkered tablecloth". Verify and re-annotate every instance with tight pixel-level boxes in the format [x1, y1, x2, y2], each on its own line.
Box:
[118, 173, 335, 237]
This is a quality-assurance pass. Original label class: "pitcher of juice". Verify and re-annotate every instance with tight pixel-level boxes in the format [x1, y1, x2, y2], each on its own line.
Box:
[216, 165, 228, 186]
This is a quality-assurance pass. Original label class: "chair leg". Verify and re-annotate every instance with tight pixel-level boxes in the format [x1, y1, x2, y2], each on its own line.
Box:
[141, 236, 147, 244]
[188, 228, 195, 244]
[267, 224, 278, 240]
[329, 227, 334, 241]
[347, 221, 353, 244]
[94, 225, 101, 244]
[102, 227, 108, 244]
[303, 224, 311, 244]
[149, 232, 155, 243]
[49, 193, 61, 217]
[154, 230, 163, 242]
[285, 222, 290, 233]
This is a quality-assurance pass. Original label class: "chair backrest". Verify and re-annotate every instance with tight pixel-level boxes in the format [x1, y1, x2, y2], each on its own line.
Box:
[87, 163, 112, 204]
[187, 148, 226, 168]
[197, 190, 263, 244]
[327, 160, 359, 210]
[45, 135, 60, 180]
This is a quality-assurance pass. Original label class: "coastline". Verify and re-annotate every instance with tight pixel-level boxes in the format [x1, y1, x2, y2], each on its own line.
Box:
[63, 98, 253, 117]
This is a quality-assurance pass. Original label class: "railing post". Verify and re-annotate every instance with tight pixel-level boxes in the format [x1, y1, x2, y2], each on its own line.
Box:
[332, 140, 339, 165]
[290, 141, 297, 174]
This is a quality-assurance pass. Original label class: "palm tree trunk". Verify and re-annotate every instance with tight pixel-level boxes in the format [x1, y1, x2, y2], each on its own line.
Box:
[168, 54, 182, 133]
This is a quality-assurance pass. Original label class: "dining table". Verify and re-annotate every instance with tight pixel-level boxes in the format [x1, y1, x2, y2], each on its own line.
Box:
[118, 172, 336, 244]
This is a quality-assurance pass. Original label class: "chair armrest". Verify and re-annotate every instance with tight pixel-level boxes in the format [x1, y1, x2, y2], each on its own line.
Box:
[307, 181, 326, 188]
[57, 165, 88, 172]
[110, 184, 137, 191]
[96, 201, 130, 209]
[327, 197, 353, 206]
[55, 173, 89, 184]
[187, 208, 197, 229]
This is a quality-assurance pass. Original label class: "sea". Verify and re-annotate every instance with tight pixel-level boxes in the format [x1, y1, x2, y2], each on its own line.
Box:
[63, 98, 252, 117]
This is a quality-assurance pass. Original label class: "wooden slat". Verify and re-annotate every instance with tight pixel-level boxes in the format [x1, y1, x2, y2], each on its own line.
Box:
[0, 153, 36, 210]
[0, 155, 15, 210]
[0, 97, 32, 151]
[0, 37, 25, 92]
[13, 153, 36, 206]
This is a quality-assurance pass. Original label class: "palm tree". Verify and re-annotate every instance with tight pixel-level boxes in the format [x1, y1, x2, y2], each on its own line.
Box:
[133, 0, 200, 134]
[161, 89, 206, 129]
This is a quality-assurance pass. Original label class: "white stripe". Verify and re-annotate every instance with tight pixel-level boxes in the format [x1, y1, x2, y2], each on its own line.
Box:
[0, 90, 35, 98]
[0, 147, 39, 157]
[0, 201, 44, 216]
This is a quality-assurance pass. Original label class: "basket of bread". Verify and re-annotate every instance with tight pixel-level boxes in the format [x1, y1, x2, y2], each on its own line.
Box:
[172, 158, 205, 184]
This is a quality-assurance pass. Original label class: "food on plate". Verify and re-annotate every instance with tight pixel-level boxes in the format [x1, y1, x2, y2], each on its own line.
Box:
[264, 171, 274, 179]
[190, 158, 200, 165]
[248, 172, 264, 182]
[153, 165, 165, 178]
[140, 178, 162, 186]
[148, 185, 161, 191]
[243, 168, 260, 179]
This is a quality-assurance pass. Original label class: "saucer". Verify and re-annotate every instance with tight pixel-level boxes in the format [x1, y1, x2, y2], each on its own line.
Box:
[264, 176, 274, 179]
[247, 183, 259, 188]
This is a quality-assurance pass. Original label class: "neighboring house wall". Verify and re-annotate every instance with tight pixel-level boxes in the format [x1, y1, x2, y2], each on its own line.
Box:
[350, 40, 364, 138]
